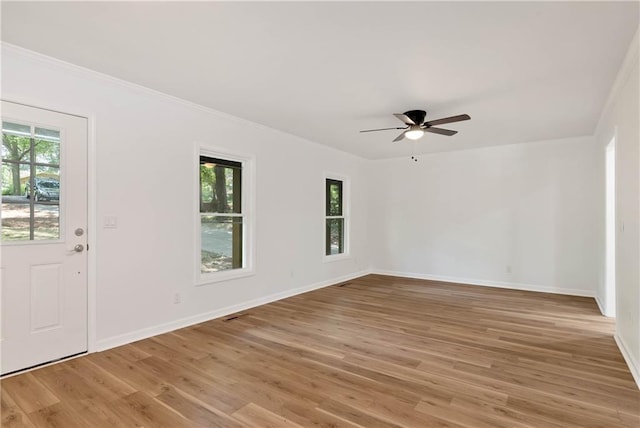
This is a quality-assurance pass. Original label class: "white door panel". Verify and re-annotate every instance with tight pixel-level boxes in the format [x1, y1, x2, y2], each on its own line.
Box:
[1, 101, 87, 375]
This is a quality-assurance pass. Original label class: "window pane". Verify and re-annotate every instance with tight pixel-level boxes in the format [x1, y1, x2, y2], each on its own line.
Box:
[2, 121, 30, 138]
[34, 127, 60, 143]
[2, 132, 31, 162]
[200, 159, 241, 214]
[1, 199, 30, 241]
[34, 137, 60, 165]
[201, 216, 243, 272]
[326, 218, 344, 255]
[2, 163, 29, 196]
[32, 179, 60, 202]
[326, 179, 342, 216]
[33, 203, 59, 240]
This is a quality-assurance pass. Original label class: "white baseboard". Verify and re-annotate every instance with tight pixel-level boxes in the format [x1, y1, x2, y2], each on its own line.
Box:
[614, 334, 640, 390]
[594, 294, 616, 317]
[372, 269, 595, 297]
[594, 294, 607, 316]
[96, 269, 371, 352]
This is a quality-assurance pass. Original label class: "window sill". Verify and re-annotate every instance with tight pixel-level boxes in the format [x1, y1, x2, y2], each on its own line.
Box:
[196, 268, 255, 286]
[323, 253, 351, 263]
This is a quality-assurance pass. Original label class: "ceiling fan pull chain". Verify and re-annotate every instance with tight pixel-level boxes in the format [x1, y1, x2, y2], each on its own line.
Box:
[410, 140, 418, 162]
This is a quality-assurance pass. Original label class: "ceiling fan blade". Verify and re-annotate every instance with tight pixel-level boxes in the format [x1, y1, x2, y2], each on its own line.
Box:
[393, 113, 416, 125]
[360, 126, 407, 133]
[424, 127, 457, 136]
[424, 114, 470, 127]
[392, 131, 406, 142]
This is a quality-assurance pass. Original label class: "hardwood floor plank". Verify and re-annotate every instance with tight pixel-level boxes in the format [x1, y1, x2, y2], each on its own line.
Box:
[136, 356, 247, 414]
[231, 402, 303, 428]
[343, 353, 509, 407]
[26, 403, 86, 428]
[449, 395, 570, 428]
[453, 360, 637, 415]
[2, 274, 638, 427]
[364, 395, 465, 428]
[505, 395, 623, 428]
[316, 399, 400, 428]
[415, 399, 530, 428]
[65, 398, 129, 428]
[108, 391, 195, 427]
[1, 373, 59, 414]
[85, 351, 171, 396]
[154, 385, 245, 428]
[0, 388, 35, 428]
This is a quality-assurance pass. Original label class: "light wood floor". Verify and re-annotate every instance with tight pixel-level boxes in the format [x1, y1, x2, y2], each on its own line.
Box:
[2, 274, 639, 427]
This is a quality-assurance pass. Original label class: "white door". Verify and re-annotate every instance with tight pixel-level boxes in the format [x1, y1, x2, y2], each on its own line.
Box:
[1, 101, 88, 375]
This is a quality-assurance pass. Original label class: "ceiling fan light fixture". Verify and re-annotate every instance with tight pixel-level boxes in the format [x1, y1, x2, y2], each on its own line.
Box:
[359, 110, 470, 142]
[405, 126, 424, 140]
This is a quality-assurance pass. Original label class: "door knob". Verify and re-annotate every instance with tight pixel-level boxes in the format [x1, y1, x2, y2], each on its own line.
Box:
[73, 244, 84, 253]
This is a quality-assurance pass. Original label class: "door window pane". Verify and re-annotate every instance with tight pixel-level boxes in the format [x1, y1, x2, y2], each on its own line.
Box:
[1, 133, 31, 162]
[1, 209, 30, 241]
[2, 163, 28, 196]
[34, 138, 60, 165]
[34, 127, 60, 143]
[34, 204, 60, 240]
[31, 175, 60, 202]
[2, 121, 30, 138]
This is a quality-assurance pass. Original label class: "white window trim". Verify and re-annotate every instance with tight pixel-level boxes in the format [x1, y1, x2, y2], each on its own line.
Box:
[195, 143, 256, 285]
[323, 172, 351, 263]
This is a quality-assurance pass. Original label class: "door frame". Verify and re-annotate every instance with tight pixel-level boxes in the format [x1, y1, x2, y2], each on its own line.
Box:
[605, 133, 616, 318]
[2, 97, 98, 354]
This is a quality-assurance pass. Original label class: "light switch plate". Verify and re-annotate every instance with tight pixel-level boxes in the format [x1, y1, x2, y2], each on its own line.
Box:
[103, 216, 118, 229]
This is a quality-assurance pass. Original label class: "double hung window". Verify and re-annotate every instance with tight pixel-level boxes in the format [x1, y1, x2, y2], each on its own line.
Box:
[198, 152, 252, 282]
[325, 177, 348, 258]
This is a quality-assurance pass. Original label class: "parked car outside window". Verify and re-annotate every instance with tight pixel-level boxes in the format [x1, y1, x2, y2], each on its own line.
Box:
[25, 179, 60, 202]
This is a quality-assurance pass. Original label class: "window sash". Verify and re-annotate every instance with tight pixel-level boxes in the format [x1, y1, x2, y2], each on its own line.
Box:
[325, 218, 344, 256]
[200, 156, 242, 214]
[325, 178, 343, 217]
[200, 215, 244, 272]
[199, 155, 244, 273]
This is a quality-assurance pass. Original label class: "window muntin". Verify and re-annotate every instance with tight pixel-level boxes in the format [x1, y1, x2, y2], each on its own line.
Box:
[199, 156, 244, 273]
[325, 178, 346, 256]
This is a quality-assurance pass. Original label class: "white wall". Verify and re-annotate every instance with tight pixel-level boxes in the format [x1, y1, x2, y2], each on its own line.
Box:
[368, 136, 600, 297]
[1, 45, 371, 350]
[595, 29, 640, 386]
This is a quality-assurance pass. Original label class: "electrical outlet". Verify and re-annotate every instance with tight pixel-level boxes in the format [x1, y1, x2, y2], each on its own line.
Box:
[173, 293, 181, 304]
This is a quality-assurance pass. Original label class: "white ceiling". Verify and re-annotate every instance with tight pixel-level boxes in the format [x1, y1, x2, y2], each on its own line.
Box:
[2, 2, 638, 159]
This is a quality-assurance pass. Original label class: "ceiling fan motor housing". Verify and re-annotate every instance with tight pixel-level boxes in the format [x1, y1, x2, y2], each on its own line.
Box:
[404, 110, 427, 125]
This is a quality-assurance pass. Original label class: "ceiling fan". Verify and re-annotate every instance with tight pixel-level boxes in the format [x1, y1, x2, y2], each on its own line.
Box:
[360, 110, 470, 142]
